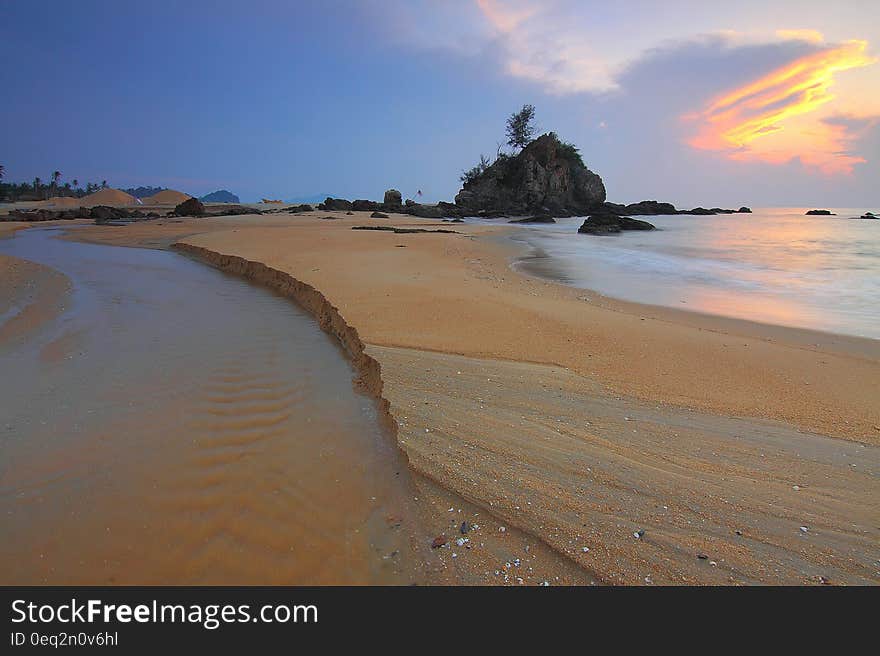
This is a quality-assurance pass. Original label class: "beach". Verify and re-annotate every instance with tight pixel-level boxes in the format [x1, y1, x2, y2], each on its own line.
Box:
[7, 209, 869, 585]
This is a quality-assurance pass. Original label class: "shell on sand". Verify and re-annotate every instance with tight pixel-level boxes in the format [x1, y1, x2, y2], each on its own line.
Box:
[79, 188, 138, 207]
[142, 189, 191, 205]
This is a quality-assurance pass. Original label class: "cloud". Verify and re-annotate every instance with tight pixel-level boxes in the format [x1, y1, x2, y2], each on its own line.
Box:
[474, 0, 620, 93]
[685, 39, 877, 174]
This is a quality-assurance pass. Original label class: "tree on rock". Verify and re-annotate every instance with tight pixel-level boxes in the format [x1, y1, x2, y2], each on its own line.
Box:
[506, 104, 536, 151]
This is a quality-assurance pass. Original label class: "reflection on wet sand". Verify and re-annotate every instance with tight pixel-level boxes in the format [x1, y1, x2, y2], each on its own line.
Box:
[0, 228, 429, 584]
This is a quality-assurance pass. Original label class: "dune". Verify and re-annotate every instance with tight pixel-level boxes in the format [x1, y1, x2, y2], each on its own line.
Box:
[79, 188, 137, 207]
[39, 197, 81, 209]
[142, 189, 191, 205]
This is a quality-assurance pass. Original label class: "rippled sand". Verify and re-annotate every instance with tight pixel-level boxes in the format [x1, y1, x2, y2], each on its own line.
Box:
[0, 229, 429, 584]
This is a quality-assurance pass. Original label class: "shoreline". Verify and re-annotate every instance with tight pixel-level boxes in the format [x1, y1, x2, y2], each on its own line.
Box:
[168, 230, 879, 584]
[172, 242, 599, 585]
[6, 215, 877, 584]
[506, 232, 879, 362]
[48, 213, 879, 442]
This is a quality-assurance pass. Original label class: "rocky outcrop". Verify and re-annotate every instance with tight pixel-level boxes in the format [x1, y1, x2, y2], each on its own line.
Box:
[370, 211, 389, 218]
[578, 210, 656, 235]
[212, 205, 263, 216]
[282, 204, 313, 213]
[403, 200, 444, 218]
[318, 197, 353, 211]
[454, 133, 606, 216]
[384, 189, 402, 207]
[174, 198, 206, 216]
[352, 199, 379, 212]
[806, 209, 835, 215]
[607, 200, 677, 215]
[604, 201, 752, 216]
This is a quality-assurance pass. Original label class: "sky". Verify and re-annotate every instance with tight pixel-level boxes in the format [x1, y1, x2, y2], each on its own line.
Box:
[1, 0, 878, 206]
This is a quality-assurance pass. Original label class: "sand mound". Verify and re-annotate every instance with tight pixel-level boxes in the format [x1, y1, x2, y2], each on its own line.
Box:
[142, 189, 191, 205]
[39, 197, 81, 208]
[79, 188, 137, 207]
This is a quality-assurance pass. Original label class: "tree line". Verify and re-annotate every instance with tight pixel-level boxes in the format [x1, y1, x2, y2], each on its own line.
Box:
[0, 167, 110, 202]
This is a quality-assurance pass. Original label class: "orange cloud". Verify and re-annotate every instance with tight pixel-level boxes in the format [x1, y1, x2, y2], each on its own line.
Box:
[687, 40, 877, 174]
[476, 0, 536, 33]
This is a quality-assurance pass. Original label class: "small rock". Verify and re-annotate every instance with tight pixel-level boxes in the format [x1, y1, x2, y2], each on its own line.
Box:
[633, 529, 645, 539]
[735, 529, 743, 536]
[431, 535, 448, 549]
[815, 575, 830, 585]
[697, 554, 708, 560]
[582, 546, 590, 553]
[799, 526, 809, 533]
[460, 521, 470, 534]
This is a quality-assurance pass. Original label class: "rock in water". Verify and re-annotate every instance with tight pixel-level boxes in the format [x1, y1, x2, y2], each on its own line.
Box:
[578, 210, 655, 234]
[806, 209, 834, 215]
[454, 133, 605, 216]
[174, 198, 206, 216]
[616, 200, 678, 215]
[383, 189, 402, 207]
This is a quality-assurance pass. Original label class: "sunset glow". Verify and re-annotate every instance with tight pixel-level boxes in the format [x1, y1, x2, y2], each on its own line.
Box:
[688, 40, 877, 174]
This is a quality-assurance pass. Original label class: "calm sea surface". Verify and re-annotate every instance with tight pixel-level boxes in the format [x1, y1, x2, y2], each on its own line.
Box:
[502, 207, 879, 339]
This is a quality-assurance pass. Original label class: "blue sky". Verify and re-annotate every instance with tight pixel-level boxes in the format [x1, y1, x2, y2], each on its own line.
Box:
[2, 0, 878, 206]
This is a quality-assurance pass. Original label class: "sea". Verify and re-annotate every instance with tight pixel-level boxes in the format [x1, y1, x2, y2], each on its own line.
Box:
[496, 207, 879, 340]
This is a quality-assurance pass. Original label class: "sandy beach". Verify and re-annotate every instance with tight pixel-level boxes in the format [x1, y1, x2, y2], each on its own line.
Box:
[18, 209, 871, 585]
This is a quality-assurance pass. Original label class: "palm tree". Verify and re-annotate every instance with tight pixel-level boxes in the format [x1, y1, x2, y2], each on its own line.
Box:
[0, 165, 5, 181]
[34, 177, 41, 192]
[51, 170, 61, 197]
[101, 179, 107, 188]
[72, 178, 78, 188]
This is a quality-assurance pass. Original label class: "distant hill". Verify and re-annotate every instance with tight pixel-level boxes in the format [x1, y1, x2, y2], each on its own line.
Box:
[200, 189, 240, 203]
[123, 186, 168, 199]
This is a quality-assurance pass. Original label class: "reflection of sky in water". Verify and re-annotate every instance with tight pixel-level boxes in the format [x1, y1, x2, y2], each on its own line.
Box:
[501, 208, 880, 339]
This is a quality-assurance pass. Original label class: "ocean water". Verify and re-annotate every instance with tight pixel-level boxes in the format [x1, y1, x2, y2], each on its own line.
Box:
[501, 208, 880, 340]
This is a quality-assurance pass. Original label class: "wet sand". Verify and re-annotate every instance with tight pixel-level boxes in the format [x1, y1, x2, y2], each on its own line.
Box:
[0, 227, 589, 586]
[1, 224, 73, 348]
[53, 211, 878, 584]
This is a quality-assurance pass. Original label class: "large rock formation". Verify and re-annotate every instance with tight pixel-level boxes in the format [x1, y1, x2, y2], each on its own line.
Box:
[454, 133, 606, 216]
